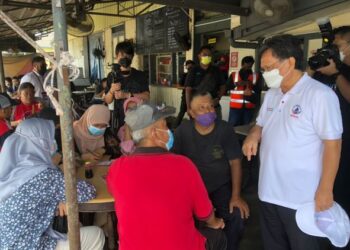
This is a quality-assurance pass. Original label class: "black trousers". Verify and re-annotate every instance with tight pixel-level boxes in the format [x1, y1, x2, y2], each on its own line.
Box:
[259, 201, 326, 250]
[197, 226, 227, 250]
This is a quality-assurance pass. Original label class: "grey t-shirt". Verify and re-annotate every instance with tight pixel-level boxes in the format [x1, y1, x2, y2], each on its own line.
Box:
[173, 120, 242, 193]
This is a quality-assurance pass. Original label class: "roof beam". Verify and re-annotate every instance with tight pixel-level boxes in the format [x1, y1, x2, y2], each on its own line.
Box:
[0, 0, 52, 9]
[88, 11, 134, 18]
[139, 0, 250, 16]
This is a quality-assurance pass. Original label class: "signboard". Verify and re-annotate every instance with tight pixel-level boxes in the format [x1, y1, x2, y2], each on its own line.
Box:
[136, 7, 189, 54]
[230, 51, 239, 68]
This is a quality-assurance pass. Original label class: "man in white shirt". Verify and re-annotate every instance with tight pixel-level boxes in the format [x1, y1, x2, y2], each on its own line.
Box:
[20, 56, 47, 98]
[243, 35, 343, 250]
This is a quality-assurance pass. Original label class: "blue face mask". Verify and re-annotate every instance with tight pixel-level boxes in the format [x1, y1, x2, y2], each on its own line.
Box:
[157, 129, 174, 151]
[88, 125, 106, 136]
[50, 140, 58, 156]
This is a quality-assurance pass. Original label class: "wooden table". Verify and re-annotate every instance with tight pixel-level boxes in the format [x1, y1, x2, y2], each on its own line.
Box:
[77, 165, 115, 213]
[77, 164, 117, 249]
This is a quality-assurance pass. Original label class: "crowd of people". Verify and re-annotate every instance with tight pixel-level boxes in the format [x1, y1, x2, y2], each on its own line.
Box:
[0, 27, 349, 250]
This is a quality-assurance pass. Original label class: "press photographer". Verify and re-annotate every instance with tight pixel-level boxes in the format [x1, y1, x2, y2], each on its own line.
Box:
[308, 22, 350, 230]
[104, 41, 150, 131]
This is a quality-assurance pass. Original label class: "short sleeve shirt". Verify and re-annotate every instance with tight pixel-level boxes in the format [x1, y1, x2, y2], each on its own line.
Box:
[0, 119, 12, 150]
[185, 65, 225, 99]
[257, 73, 343, 209]
[20, 72, 45, 98]
[107, 147, 212, 250]
[13, 102, 41, 121]
[173, 120, 242, 193]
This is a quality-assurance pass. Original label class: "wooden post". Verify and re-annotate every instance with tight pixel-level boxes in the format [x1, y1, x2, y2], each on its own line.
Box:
[51, 0, 80, 249]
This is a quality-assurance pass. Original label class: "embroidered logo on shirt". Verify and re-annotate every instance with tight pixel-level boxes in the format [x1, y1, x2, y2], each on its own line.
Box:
[290, 104, 302, 118]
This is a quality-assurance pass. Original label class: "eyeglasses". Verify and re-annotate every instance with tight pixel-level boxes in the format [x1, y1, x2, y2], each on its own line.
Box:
[260, 60, 286, 74]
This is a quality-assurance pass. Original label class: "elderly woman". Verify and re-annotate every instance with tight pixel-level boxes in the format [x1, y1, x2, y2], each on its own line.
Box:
[73, 105, 110, 162]
[0, 118, 105, 250]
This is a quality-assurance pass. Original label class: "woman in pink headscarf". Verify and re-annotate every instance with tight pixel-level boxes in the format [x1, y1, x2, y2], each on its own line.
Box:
[117, 97, 142, 155]
[73, 104, 110, 162]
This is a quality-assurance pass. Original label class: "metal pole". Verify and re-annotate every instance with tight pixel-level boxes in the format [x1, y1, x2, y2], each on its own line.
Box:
[51, 0, 80, 249]
[0, 52, 5, 92]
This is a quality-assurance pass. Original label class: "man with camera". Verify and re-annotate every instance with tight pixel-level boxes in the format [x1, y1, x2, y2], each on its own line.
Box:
[104, 41, 150, 131]
[309, 26, 350, 227]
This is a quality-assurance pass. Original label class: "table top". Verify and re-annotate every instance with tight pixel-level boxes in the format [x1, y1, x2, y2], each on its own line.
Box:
[77, 163, 115, 212]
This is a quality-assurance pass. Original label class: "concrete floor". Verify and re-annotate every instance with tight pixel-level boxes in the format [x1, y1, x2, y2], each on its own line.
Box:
[239, 160, 264, 250]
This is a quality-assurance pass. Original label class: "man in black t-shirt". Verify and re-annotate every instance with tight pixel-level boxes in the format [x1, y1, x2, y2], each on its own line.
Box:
[310, 26, 350, 237]
[104, 41, 150, 131]
[173, 91, 249, 250]
[185, 45, 226, 119]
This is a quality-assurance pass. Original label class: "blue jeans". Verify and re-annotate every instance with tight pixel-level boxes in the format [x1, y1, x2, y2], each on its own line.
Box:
[210, 183, 244, 250]
[228, 108, 254, 126]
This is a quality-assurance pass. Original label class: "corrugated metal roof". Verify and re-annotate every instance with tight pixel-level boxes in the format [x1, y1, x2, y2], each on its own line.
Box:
[0, 1, 65, 39]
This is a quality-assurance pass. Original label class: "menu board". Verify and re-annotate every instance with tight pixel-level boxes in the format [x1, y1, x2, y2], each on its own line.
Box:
[136, 6, 189, 54]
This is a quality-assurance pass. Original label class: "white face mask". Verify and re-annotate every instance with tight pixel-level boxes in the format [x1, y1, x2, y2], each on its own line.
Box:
[340, 51, 346, 62]
[340, 45, 350, 62]
[184, 66, 188, 73]
[263, 68, 284, 89]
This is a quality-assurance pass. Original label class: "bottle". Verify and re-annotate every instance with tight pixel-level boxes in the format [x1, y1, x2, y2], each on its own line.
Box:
[84, 161, 94, 179]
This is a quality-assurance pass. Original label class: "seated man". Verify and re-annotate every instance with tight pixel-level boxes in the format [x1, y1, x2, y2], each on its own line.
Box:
[107, 103, 226, 250]
[173, 91, 249, 250]
[0, 93, 17, 150]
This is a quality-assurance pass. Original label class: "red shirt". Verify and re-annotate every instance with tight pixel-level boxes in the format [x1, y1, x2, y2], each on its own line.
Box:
[107, 147, 213, 250]
[13, 102, 41, 121]
[0, 119, 11, 137]
[0, 119, 12, 151]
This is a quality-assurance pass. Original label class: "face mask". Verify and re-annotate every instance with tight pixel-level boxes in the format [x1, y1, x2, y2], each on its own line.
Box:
[156, 129, 174, 150]
[88, 125, 106, 136]
[201, 56, 212, 65]
[340, 45, 350, 62]
[263, 69, 283, 89]
[50, 140, 58, 156]
[119, 57, 132, 68]
[39, 65, 47, 76]
[340, 51, 346, 62]
[195, 112, 217, 127]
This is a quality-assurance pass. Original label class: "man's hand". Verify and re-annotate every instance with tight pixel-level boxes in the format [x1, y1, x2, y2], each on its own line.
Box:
[51, 153, 62, 166]
[242, 135, 259, 161]
[56, 202, 67, 217]
[316, 59, 338, 76]
[81, 152, 100, 162]
[243, 89, 252, 96]
[110, 83, 121, 93]
[315, 187, 333, 212]
[206, 216, 225, 230]
[229, 196, 250, 219]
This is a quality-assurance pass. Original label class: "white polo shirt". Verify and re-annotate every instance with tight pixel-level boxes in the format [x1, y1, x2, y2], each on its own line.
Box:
[257, 73, 343, 209]
[20, 71, 45, 98]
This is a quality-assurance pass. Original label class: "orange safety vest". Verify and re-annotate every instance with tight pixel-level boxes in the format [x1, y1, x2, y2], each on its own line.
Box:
[230, 71, 257, 109]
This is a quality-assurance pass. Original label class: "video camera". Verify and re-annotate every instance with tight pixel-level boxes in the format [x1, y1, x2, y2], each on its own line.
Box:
[108, 63, 124, 84]
[308, 17, 340, 71]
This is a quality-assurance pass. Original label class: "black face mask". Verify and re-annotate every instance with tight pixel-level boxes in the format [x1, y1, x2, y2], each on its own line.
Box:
[239, 68, 253, 81]
[39, 65, 47, 76]
[119, 57, 132, 68]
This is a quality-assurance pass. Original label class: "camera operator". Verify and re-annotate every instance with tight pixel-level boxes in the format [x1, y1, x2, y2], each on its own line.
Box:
[309, 26, 350, 223]
[104, 41, 150, 131]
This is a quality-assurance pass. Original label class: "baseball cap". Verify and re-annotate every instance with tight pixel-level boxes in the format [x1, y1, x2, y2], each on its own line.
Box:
[296, 202, 350, 247]
[0, 93, 18, 109]
[124, 103, 176, 131]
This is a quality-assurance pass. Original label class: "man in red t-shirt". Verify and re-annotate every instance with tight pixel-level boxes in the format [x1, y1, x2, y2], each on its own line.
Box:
[107, 103, 226, 250]
[0, 93, 17, 149]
